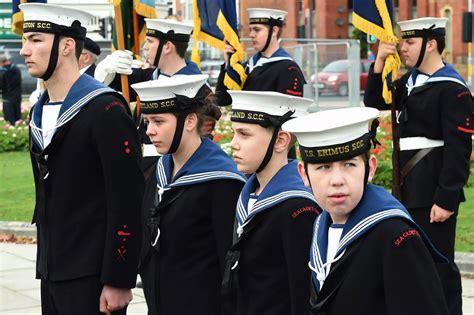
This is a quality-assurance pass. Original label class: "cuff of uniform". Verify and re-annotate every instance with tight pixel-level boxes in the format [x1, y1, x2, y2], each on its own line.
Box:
[100, 271, 137, 289]
[433, 187, 461, 213]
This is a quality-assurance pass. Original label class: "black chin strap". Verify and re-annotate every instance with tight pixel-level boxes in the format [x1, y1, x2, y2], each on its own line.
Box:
[166, 93, 205, 155]
[260, 18, 282, 54]
[414, 36, 428, 68]
[41, 34, 60, 81]
[167, 111, 188, 154]
[255, 110, 294, 173]
[413, 25, 437, 69]
[153, 38, 168, 68]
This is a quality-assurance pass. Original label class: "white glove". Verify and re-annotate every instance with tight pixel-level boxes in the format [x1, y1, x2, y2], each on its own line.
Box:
[94, 50, 133, 85]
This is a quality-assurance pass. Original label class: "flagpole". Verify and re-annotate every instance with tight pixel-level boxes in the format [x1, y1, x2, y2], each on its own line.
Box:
[113, 2, 130, 104]
[390, 102, 402, 200]
[132, 7, 141, 122]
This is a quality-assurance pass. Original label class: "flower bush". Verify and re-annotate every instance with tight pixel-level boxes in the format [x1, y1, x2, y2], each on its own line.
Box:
[0, 118, 29, 152]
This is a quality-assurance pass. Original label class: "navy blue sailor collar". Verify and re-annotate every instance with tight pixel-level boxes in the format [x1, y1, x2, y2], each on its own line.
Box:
[236, 160, 316, 234]
[29, 74, 116, 152]
[309, 184, 446, 294]
[152, 59, 201, 80]
[246, 47, 293, 74]
[155, 137, 246, 196]
[407, 63, 468, 92]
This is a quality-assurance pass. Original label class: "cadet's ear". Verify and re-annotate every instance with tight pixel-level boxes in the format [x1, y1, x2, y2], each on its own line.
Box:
[185, 112, 198, 131]
[274, 130, 292, 153]
[367, 155, 378, 182]
[61, 37, 76, 58]
[297, 161, 310, 187]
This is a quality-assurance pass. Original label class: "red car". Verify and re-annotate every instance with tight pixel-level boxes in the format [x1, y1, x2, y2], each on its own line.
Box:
[311, 59, 372, 96]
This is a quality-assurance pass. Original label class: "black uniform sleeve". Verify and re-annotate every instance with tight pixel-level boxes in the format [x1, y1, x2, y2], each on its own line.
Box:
[92, 95, 145, 288]
[434, 85, 473, 211]
[281, 199, 321, 315]
[209, 179, 244, 274]
[214, 63, 233, 106]
[364, 63, 407, 111]
[381, 220, 449, 315]
[275, 62, 306, 97]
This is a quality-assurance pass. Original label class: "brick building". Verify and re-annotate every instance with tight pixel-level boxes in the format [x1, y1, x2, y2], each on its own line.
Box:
[174, 0, 470, 63]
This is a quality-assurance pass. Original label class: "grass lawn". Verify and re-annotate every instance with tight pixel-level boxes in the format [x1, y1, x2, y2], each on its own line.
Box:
[0, 151, 473, 252]
[0, 152, 35, 222]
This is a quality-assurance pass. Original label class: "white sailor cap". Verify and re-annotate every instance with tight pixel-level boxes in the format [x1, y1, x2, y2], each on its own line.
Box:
[398, 17, 447, 39]
[247, 8, 287, 26]
[145, 18, 193, 42]
[229, 90, 313, 127]
[282, 107, 380, 163]
[131, 74, 208, 114]
[20, 3, 92, 40]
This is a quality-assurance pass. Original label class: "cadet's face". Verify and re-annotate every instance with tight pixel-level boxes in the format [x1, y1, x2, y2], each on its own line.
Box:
[400, 37, 422, 68]
[230, 122, 273, 175]
[302, 155, 376, 224]
[20, 32, 54, 78]
[144, 113, 177, 155]
[143, 36, 159, 66]
[249, 24, 269, 51]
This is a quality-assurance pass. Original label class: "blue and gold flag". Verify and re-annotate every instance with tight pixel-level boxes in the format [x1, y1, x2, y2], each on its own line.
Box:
[192, 0, 246, 89]
[352, 0, 400, 104]
[216, 0, 246, 90]
[12, 0, 47, 35]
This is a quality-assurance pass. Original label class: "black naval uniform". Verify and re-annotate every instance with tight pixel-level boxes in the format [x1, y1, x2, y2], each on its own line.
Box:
[216, 48, 306, 106]
[29, 75, 144, 314]
[310, 185, 449, 315]
[364, 63, 472, 314]
[222, 161, 321, 315]
[139, 138, 245, 315]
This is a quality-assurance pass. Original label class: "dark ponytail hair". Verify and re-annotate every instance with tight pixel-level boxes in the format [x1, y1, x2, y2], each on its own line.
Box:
[197, 92, 222, 138]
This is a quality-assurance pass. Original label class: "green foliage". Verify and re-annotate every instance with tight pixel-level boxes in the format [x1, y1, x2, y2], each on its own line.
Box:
[0, 118, 29, 152]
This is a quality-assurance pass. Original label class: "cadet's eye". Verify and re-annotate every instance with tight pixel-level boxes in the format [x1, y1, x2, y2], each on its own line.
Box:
[316, 164, 330, 171]
[344, 162, 356, 168]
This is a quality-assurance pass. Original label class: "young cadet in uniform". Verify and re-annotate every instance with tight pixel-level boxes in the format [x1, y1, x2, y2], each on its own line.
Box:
[96, 18, 217, 176]
[222, 91, 321, 315]
[20, 3, 144, 314]
[364, 17, 472, 314]
[215, 8, 307, 106]
[95, 18, 198, 97]
[131, 75, 245, 315]
[79, 37, 101, 77]
[282, 107, 449, 315]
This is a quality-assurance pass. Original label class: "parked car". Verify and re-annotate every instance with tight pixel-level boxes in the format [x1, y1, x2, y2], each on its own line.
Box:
[200, 60, 222, 86]
[311, 59, 372, 96]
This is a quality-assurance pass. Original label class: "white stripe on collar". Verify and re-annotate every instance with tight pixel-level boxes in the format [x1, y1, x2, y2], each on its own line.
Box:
[30, 87, 113, 151]
[237, 190, 315, 225]
[247, 56, 293, 73]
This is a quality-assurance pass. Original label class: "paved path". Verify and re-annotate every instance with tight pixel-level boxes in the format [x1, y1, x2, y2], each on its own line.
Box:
[1, 243, 473, 314]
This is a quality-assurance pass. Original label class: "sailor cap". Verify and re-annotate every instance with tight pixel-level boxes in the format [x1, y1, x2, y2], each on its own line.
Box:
[398, 17, 447, 39]
[20, 3, 92, 40]
[247, 8, 287, 26]
[145, 18, 193, 42]
[131, 74, 208, 114]
[282, 107, 380, 163]
[229, 90, 313, 127]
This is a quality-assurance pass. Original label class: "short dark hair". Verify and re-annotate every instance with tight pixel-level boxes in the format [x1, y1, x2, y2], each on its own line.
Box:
[172, 40, 189, 59]
[429, 36, 445, 54]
